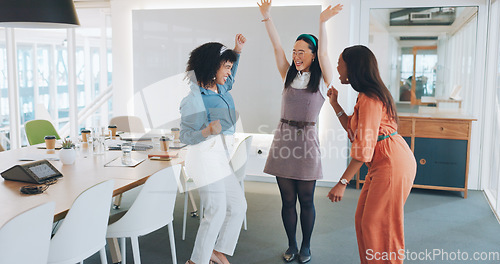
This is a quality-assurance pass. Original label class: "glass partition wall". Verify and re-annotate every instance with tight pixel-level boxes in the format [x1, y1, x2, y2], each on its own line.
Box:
[0, 29, 9, 150]
[368, 6, 478, 113]
[0, 8, 112, 149]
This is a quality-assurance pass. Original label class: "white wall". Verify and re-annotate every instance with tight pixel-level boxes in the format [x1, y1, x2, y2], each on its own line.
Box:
[131, 6, 320, 133]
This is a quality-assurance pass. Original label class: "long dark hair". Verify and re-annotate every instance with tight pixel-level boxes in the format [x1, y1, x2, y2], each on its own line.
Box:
[342, 45, 398, 121]
[186, 42, 237, 88]
[284, 34, 322, 92]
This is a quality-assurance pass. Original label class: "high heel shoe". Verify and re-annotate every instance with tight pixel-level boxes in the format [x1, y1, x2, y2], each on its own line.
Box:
[298, 249, 311, 263]
[282, 248, 298, 262]
[283, 252, 296, 262]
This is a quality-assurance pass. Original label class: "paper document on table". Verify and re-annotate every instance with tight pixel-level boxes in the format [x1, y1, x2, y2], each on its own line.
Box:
[104, 157, 145, 167]
[19, 153, 60, 161]
[170, 142, 187, 149]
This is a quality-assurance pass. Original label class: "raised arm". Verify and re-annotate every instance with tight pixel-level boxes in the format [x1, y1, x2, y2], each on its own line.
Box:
[233, 33, 246, 54]
[258, 0, 289, 80]
[319, 4, 343, 86]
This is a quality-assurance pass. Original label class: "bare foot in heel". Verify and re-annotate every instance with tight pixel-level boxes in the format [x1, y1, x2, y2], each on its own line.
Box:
[210, 251, 222, 264]
[212, 250, 230, 264]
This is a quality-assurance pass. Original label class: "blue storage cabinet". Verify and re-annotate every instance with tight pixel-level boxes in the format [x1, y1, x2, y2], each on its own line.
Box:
[356, 114, 475, 198]
[413, 138, 467, 188]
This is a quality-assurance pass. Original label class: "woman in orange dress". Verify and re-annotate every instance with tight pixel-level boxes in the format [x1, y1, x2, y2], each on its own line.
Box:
[326, 45, 416, 264]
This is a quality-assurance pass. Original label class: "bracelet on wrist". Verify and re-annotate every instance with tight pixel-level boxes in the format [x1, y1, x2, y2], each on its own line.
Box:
[261, 17, 270, 22]
[336, 110, 345, 118]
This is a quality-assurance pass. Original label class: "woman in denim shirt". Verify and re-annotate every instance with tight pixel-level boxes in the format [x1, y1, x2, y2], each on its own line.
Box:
[181, 34, 247, 264]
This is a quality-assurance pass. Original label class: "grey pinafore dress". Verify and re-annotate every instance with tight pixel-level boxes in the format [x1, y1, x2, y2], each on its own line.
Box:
[264, 86, 324, 180]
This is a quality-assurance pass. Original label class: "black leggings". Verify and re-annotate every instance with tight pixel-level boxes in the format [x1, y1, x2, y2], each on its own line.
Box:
[276, 177, 316, 253]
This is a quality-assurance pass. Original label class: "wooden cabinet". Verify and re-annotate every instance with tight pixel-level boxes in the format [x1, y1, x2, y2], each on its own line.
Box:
[356, 113, 476, 198]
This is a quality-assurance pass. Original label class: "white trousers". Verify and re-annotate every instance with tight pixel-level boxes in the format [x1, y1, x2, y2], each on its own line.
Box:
[190, 174, 247, 264]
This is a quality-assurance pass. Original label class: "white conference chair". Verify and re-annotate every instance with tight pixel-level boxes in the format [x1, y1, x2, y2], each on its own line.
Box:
[0, 202, 55, 264]
[48, 180, 114, 264]
[229, 135, 252, 230]
[109, 115, 146, 133]
[106, 165, 181, 264]
[181, 166, 200, 240]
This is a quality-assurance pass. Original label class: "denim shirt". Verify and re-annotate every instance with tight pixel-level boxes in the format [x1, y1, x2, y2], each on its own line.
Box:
[180, 54, 240, 145]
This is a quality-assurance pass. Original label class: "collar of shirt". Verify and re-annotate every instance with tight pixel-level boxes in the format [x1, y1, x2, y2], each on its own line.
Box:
[199, 86, 219, 95]
[290, 71, 311, 89]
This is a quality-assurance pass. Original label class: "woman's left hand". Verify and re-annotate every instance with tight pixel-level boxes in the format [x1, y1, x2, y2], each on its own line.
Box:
[327, 183, 346, 202]
[320, 4, 343, 23]
[327, 86, 339, 106]
[234, 34, 247, 53]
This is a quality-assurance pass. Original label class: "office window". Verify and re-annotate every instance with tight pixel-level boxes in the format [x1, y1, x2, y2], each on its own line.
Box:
[13, 35, 90, 140]
[76, 48, 85, 108]
[17, 45, 35, 126]
[0, 41, 9, 150]
[0, 9, 112, 147]
[37, 45, 52, 113]
[107, 49, 113, 120]
[91, 47, 100, 96]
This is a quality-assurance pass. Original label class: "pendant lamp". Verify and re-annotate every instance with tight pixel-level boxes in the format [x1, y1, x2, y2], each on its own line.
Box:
[0, 0, 80, 28]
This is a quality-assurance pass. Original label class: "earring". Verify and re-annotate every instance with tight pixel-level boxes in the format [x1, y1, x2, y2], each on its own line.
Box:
[213, 76, 216, 80]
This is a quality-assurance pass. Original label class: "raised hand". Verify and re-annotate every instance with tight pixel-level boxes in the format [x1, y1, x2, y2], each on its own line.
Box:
[257, 0, 272, 19]
[320, 4, 343, 23]
[327, 86, 339, 106]
[234, 34, 247, 53]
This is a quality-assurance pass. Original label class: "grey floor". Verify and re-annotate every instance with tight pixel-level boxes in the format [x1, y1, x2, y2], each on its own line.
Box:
[86, 181, 500, 264]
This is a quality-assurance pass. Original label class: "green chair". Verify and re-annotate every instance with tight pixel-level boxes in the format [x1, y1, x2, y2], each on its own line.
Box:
[25, 119, 61, 146]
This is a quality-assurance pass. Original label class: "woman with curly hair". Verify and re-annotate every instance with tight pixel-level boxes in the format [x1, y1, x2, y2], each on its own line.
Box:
[258, 1, 342, 263]
[180, 34, 247, 264]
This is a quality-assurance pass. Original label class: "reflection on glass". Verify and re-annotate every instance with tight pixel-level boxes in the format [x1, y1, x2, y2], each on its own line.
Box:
[369, 6, 478, 111]
[399, 47, 438, 103]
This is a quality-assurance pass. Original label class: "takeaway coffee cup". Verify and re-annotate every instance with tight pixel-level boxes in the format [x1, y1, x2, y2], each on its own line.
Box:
[81, 129, 91, 142]
[108, 125, 117, 137]
[44, 135, 56, 153]
[160, 136, 171, 151]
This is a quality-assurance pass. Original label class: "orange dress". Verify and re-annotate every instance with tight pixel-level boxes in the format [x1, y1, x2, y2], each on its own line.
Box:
[348, 94, 416, 264]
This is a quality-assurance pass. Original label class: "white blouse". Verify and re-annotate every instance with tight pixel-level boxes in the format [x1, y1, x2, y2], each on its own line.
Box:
[289, 71, 329, 99]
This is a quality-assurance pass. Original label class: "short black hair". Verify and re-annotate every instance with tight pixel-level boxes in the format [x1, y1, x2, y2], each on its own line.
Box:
[186, 42, 237, 88]
[284, 34, 322, 92]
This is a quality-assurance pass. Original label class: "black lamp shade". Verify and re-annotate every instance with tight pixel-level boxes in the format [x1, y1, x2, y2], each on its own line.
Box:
[0, 0, 80, 28]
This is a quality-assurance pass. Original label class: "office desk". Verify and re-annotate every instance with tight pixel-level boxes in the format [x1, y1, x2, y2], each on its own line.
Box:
[0, 145, 185, 227]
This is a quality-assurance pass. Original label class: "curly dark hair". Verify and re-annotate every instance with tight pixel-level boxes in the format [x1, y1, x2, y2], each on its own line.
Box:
[186, 42, 237, 88]
[284, 34, 322, 93]
[342, 45, 398, 121]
